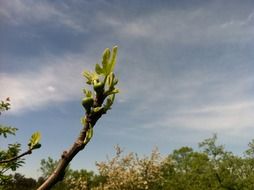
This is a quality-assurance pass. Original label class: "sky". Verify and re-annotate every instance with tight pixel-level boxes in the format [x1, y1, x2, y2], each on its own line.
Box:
[1, 0, 254, 178]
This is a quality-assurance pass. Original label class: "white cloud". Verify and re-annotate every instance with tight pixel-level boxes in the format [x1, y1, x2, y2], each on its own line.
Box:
[2, 1, 253, 43]
[0, 53, 93, 114]
[119, 59, 254, 132]
[136, 99, 254, 137]
[0, 0, 85, 32]
[166, 101, 254, 131]
[47, 85, 56, 93]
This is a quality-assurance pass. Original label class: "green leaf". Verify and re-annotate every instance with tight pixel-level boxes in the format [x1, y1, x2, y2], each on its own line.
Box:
[83, 71, 99, 84]
[83, 70, 92, 82]
[84, 124, 93, 144]
[105, 73, 111, 86]
[105, 88, 120, 97]
[102, 48, 111, 70]
[107, 46, 118, 74]
[95, 63, 104, 75]
[105, 72, 118, 90]
[83, 89, 92, 97]
[106, 72, 116, 88]
[104, 94, 115, 110]
[111, 89, 120, 94]
[28, 131, 41, 150]
[100, 46, 118, 76]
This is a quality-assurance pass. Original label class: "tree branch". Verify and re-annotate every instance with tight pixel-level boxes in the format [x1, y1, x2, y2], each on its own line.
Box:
[37, 113, 104, 190]
[0, 149, 32, 164]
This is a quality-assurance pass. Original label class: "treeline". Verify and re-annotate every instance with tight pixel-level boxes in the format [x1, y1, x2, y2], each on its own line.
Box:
[3, 135, 254, 190]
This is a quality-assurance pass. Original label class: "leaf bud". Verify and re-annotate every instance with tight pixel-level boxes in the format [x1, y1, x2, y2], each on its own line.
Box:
[82, 97, 94, 112]
[93, 81, 104, 95]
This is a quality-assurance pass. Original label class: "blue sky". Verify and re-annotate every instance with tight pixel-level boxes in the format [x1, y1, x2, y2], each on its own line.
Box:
[1, 0, 254, 178]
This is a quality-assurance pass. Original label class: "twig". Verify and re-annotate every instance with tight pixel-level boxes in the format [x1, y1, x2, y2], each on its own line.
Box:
[0, 149, 32, 164]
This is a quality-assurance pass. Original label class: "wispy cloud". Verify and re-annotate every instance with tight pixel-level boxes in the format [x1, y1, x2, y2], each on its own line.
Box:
[120, 59, 254, 131]
[0, 53, 94, 114]
[99, 7, 254, 45]
[0, 0, 85, 32]
[165, 100, 254, 131]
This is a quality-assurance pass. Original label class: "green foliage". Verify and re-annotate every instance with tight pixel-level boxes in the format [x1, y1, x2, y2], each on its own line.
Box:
[0, 98, 41, 187]
[4, 173, 37, 190]
[0, 143, 25, 187]
[95, 136, 254, 190]
[3, 135, 254, 190]
[199, 134, 226, 161]
[0, 99, 23, 186]
[244, 139, 254, 158]
[0, 98, 10, 114]
[40, 157, 63, 179]
[0, 126, 17, 138]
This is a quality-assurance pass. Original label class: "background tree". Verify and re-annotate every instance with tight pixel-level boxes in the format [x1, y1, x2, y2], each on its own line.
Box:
[0, 98, 41, 188]
[38, 157, 103, 190]
[94, 136, 254, 190]
[95, 145, 163, 190]
[4, 173, 37, 190]
[37, 157, 71, 190]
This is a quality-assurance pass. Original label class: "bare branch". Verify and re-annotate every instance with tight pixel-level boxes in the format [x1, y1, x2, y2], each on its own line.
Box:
[0, 149, 32, 164]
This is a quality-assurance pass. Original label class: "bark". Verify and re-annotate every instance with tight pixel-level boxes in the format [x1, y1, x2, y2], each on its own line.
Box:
[37, 105, 105, 190]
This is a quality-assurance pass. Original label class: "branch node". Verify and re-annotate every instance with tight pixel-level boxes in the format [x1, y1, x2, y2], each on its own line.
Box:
[61, 151, 68, 159]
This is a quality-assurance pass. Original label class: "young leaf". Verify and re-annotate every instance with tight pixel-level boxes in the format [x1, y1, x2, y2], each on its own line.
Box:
[105, 89, 120, 97]
[95, 63, 104, 75]
[83, 70, 99, 85]
[83, 70, 92, 81]
[28, 131, 41, 149]
[102, 48, 111, 70]
[106, 73, 112, 86]
[104, 94, 115, 110]
[107, 46, 118, 74]
[84, 124, 93, 144]
[83, 89, 92, 97]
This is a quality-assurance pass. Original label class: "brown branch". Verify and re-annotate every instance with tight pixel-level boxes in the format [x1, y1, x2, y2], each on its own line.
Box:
[0, 149, 32, 164]
[37, 111, 104, 190]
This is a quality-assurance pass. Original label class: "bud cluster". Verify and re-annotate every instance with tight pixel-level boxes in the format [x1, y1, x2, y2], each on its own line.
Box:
[81, 46, 120, 144]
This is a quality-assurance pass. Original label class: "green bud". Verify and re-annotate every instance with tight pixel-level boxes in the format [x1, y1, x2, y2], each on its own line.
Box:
[82, 97, 94, 112]
[93, 82, 104, 95]
[32, 143, 41, 149]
